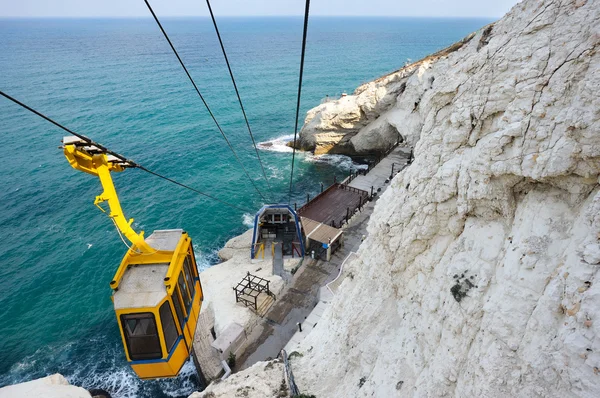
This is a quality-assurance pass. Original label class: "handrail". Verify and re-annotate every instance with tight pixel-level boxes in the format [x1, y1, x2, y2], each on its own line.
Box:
[326, 252, 356, 295]
[253, 242, 265, 259]
[281, 350, 300, 396]
[298, 142, 400, 223]
[220, 360, 231, 380]
[338, 184, 369, 196]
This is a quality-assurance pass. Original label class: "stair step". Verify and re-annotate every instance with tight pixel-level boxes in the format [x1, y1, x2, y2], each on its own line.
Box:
[256, 295, 275, 317]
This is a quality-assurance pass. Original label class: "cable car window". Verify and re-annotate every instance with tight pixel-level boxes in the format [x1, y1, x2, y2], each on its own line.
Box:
[159, 301, 178, 353]
[178, 273, 192, 311]
[183, 257, 196, 295]
[120, 313, 162, 360]
[172, 287, 185, 328]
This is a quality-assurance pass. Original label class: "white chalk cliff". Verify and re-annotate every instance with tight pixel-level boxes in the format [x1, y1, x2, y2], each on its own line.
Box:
[194, 0, 600, 396]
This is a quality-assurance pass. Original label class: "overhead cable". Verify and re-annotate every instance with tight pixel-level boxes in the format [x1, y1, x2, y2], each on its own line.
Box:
[205, 0, 274, 201]
[288, 0, 311, 204]
[0, 90, 252, 213]
[143, 0, 268, 202]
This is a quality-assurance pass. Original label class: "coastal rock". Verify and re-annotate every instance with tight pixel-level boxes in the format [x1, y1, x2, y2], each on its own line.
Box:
[188, 360, 285, 398]
[290, 0, 600, 397]
[201, 229, 285, 335]
[296, 33, 476, 155]
[0, 374, 91, 398]
[196, 0, 600, 396]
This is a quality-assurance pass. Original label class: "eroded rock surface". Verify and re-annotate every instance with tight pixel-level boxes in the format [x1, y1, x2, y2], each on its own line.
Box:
[0, 374, 91, 398]
[189, 361, 286, 398]
[296, 30, 477, 155]
[191, 0, 600, 396]
[292, 0, 600, 396]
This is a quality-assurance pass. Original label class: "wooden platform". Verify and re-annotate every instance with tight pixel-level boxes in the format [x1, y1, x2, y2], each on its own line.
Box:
[297, 183, 368, 228]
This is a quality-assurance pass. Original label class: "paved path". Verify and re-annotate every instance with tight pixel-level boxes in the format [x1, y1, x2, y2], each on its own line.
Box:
[282, 201, 376, 352]
[350, 146, 411, 193]
[236, 146, 411, 370]
[272, 241, 283, 277]
[282, 147, 413, 352]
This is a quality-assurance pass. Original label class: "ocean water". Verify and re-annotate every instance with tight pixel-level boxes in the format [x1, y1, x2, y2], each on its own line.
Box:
[0, 16, 492, 397]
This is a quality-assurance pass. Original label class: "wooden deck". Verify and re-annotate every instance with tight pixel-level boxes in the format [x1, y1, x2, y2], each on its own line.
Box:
[297, 184, 368, 228]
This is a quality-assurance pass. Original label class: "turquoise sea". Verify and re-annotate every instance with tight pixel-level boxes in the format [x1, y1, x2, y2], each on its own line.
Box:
[0, 16, 491, 397]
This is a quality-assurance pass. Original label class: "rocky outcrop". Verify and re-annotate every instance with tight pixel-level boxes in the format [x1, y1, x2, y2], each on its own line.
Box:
[189, 360, 286, 398]
[0, 374, 92, 398]
[190, 0, 600, 396]
[296, 32, 477, 155]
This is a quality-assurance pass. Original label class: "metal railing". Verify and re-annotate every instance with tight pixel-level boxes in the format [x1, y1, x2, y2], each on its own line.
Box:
[338, 184, 368, 195]
[281, 350, 300, 396]
[296, 182, 339, 214]
[233, 272, 273, 311]
[253, 242, 265, 259]
[296, 140, 403, 229]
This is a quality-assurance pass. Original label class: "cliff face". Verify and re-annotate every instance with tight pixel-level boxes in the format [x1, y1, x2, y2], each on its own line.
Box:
[192, 0, 600, 397]
[296, 33, 477, 156]
[292, 0, 600, 396]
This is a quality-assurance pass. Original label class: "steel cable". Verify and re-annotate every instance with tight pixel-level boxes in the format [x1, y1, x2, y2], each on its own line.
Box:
[143, 0, 268, 202]
[288, 0, 311, 204]
[205, 0, 275, 201]
[0, 90, 252, 213]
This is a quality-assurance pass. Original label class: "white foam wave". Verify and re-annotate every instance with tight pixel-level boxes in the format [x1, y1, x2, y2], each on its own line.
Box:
[1, 336, 200, 398]
[69, 366, 140, 398]
[242, 213, 255, 228]
[157, 361, 198, 397]
[258, 134, 369, 173]
[257, 134, 295, 153]
[266, 163, 285, 179]
[193, 244, 220, 272]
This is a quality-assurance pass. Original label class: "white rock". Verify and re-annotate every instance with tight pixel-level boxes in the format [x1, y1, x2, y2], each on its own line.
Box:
[0, 374, 91, 398]
[188, 360, 286, 398]
[190, 0, 600, 396]
[201, 229, 284, 335]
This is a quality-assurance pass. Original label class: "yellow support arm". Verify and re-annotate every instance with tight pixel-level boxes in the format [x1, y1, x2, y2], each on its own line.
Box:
[63, 139, 156, 254]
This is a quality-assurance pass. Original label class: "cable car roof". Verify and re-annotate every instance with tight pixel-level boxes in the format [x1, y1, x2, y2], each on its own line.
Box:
[113, 229, 185, 310]
[145, 229, 185, 251]
[114, 263, 169, 310]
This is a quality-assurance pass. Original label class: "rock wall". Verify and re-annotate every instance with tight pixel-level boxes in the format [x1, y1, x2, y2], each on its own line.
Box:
[189, 361, 286, 398]
[190, 0, 600, 396]
[0, 374, 92, 398]
[292, 0, 600, 396]
[296, 31, 477, 155]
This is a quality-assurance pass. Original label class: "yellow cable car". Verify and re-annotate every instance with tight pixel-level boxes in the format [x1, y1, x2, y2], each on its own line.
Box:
[62, 136, 203, 379]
